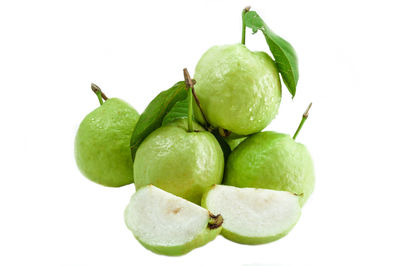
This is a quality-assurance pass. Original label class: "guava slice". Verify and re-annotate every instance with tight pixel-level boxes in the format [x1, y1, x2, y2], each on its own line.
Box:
[202, 185, 301, 245]
[124, 185, 223, 256]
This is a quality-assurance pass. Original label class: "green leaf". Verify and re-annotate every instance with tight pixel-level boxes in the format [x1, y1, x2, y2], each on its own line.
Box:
[162, 96, 189, 126]
[130, 81, 187, 160]
[244, 10, 299, 98]
[211, 130, 231, 162]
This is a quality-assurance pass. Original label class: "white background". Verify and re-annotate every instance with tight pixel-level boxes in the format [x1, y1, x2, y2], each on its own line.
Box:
[1, 0, 399, 265]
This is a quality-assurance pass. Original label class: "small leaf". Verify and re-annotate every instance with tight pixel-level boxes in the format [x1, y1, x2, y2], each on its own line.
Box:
[211, 130, 231, 162]
[244, 10, 299, 98]
[162, 96, 189, 126]
[130, 81, 187, 160]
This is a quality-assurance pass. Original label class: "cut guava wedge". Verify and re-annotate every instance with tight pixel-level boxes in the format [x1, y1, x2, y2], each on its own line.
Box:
[201, 185, 301, 245]
[124, 185, 223, 256]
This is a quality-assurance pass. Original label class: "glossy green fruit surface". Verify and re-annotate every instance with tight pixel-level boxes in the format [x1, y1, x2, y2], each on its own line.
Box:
[224, 131, 315, 206]
[224, 135, 247, 151]
[134, 119, 224, 204]
[125, 185, 223, 256]
[75, 98, 140, 187]
[194, 44, 281, 135]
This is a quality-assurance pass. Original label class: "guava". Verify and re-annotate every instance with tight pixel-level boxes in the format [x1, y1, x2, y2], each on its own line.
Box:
[124, 185, 223, 256]
[75, 97, 140, 187]
[134, 118, 224, 205]
[224, 134, 247, 151]
[224, 131, 315, 206]
[202, 185, 301, 245]
[193, 43, 281, 135]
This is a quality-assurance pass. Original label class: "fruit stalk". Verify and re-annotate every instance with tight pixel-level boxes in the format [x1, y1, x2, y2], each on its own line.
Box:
[188, 87, 194, 132]
[91, 83, 108, 105]
[208, 213, 223, 229]
[241, 6, 251, 45]
[191, 83, 211, 129]
[293, 102, 312, 140]
[183, 68, 194, 132]
[218, 127, 231, 137]
[183, 69, 211, 129]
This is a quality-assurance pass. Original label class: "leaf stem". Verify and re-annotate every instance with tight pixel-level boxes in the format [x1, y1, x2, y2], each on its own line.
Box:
[91, 83, 108, 106]
[183, 68, 194, 132]
[241, 6, 251, 45]
[293, 103, 312, 140]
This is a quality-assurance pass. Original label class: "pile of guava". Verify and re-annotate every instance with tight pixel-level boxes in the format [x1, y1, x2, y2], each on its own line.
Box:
[74, 7, 315, 256]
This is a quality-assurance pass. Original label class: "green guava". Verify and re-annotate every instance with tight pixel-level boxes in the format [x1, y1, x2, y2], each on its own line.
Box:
[224, 131, 315, 206]
[125, 185, 223, 256]
[224, 134, 247, 151]
[75, 98, 140, 187]
[202, 185, 301, 245]
[134, 118, 224, 204]
[193, 43, 282, 135]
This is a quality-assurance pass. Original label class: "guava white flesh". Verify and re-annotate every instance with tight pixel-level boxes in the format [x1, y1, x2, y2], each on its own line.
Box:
[124, 185, 222, 256]
[202, 185, 301, 245]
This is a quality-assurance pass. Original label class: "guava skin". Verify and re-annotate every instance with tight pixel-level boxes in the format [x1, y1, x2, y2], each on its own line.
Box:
[75, 98, 140, 187]
[224, 131, 315, 206]
[193, 44, 282, 135]
[134, 222, 222, 256]
[134, 119, 224, 205]
[218, 225, 296, 245]
[224, 136, 247, 151]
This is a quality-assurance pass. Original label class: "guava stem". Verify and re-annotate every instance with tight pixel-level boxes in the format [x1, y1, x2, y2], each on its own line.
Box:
[188, 87, 194, 132]
[91, 83, 108, 106]
[183, 68, 194, 132]
[191, 84, 211, 129]
[95, 91, 103, 105]
[183, 69, 211, 130]
[208, 213, 223, 229]
[218, 127, 231, 137]
[293, 103, 312, 140]
[241, 6, 251, 45]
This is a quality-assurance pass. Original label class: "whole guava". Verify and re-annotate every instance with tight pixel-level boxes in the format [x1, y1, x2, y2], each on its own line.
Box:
[224, 131, 315, 206]
[134, 118, 224, 205]
[75, 98, 140, 187]
[193, 44, 281, 135]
